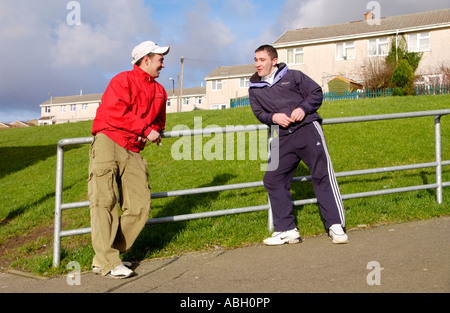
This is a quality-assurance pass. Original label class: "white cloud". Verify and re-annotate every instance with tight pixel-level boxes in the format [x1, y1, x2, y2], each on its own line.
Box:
[51, 0, 160, 70]
[158, 1, 236, 88]
[182, 1, 234, 57]
[51, 22, 124, 70]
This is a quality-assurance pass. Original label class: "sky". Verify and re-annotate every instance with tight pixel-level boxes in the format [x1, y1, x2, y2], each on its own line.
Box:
[0, 0, 448, 122]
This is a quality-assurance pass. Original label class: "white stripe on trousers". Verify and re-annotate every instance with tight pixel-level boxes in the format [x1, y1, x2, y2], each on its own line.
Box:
[312, 121, 346, 227]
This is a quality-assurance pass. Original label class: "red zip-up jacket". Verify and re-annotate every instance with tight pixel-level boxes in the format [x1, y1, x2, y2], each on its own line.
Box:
[92, 65, 167, 153]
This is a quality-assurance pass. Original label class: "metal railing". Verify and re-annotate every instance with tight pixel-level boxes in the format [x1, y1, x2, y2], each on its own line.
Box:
[53, 109, 450, 267]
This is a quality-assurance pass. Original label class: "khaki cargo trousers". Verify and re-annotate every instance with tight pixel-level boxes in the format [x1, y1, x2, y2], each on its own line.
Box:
[88, 133, 151, 275]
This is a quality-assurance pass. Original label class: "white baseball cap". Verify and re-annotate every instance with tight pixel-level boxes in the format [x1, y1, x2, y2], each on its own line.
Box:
[131, 41, 170, 64]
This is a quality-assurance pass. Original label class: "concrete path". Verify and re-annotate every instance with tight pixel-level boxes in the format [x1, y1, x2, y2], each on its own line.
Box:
[1, 216, 449, 295]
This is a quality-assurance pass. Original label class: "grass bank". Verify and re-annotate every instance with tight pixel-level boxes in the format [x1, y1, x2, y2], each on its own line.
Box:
[0, 94, 449, 275]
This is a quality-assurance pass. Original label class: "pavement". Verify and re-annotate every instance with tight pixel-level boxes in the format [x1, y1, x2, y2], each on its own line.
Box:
[1, 216, 449, 296]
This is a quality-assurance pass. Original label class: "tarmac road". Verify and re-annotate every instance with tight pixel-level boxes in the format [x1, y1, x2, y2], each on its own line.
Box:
[1, 216, 449, 295]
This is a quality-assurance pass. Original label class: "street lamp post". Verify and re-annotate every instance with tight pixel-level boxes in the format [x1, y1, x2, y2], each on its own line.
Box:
[169, 77, 175, 96]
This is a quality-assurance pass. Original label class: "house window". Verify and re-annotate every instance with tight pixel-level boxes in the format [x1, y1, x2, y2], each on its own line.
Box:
[81, 104, 88, 111]
[408, 32, 430, 52]
[287, 48, 304, 64]
[44, 106, 51, 113]
[167, 99, 171, 106]
[70, 105, 76, 112]
[60, 106, 66, 113]
[336, 41, 355, 60]
[368, 38, 389, 57]
[240, 78, 250, 88]
[183, 98, 190, 106]
[212, 80, 222, 91]
[211, 104, 226, 110]
[195, 97, 202, 105]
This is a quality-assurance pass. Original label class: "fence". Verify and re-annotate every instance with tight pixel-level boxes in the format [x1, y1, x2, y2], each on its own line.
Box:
[52, 109, 450, 267]
[230, 84, 450, 106]
[415, 84, 450, 96]
[230, 96, 250, 108]
[323, 88, 394, 101]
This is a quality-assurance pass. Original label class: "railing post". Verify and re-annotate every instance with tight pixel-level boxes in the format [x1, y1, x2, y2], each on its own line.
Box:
[435, 115, 442, 204]
[53, 142, 64, 268]
[51, 110, 449, 266]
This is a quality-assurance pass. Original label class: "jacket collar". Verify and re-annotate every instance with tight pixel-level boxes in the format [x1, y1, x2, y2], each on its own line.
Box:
[133, 64, 156, 82]
[249, 63, 289, 88]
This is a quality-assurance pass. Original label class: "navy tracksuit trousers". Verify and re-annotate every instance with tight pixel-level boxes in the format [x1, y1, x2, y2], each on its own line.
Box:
[264, 121, 345, 232]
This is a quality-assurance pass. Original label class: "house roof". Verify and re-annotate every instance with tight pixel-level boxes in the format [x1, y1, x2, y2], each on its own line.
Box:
[205, 64, 255, 80]
[167, 86, 206, 98]
[11, 121, 31, 127]
[329, 76, 363, 87]
[41, 87, 206, 104]
[40, 93, 103, 106]
[0, 121, 33, 128]
[274, 8, 450, 47]
[39, 116, 55, 121]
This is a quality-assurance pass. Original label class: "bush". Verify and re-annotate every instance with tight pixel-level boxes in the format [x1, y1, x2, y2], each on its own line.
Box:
[392, 87, 409, 96]
[386, 35, 423, 72]
[363, 58, 395, 90]
[390, 59, 415, 95]
[365, 35, 422, 92]
[440, 62, 450, 84]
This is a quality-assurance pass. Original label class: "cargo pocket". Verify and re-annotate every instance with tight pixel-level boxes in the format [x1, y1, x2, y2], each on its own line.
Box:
[88, 167, 118, 208]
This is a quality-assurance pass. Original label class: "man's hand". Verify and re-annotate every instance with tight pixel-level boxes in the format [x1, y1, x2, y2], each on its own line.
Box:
[272, 113, 294, 128]
[147, 129, 162, 145]
[137, 136, 148, 143]
[291, 108, 306, 122]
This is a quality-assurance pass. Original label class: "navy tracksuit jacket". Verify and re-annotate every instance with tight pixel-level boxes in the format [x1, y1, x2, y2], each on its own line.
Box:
[249, 63, 345, 231]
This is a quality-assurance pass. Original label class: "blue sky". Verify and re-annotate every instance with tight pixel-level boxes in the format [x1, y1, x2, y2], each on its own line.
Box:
[0, 0, 448, 122]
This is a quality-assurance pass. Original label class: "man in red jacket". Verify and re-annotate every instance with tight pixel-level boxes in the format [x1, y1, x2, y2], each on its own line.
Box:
[88, 41, 169, 278]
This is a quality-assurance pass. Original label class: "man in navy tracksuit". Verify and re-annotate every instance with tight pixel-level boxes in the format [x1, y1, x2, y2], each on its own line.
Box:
[249, 45, 348, 245]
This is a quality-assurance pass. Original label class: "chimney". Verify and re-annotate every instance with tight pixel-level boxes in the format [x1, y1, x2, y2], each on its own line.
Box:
[364, 11, 374, 21]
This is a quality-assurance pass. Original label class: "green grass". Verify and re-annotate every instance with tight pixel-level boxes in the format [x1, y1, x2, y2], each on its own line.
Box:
[0, 94, 449, 276]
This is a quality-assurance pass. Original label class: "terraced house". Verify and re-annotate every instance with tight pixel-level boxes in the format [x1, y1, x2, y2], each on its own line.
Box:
[39, 92, 102, 125]
[204, 64, 255, 110]
[273, 8, 450, 90]
[166, 86, 207, 113]
[39, 87, 207, 124]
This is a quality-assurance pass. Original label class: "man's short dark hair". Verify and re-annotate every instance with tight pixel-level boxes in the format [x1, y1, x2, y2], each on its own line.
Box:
[255, 45, 278, 60]
[135, 53, 156, 67]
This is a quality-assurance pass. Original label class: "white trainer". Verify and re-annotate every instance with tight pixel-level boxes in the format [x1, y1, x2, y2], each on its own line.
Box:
[263, 228, 302, 246]
[93, 262, 133, 275]
[108, 264, 134, 279]
[329, 224, 348, 244]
